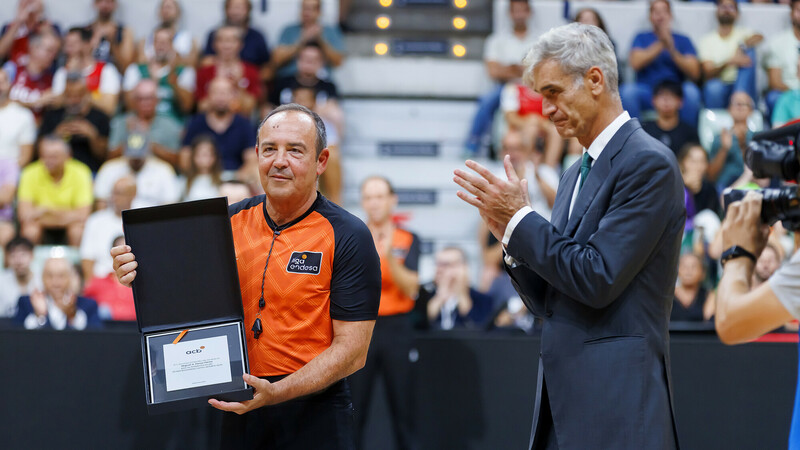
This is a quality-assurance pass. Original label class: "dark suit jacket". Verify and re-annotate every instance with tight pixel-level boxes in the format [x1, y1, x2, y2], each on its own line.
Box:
[505, 119, 685, 449]
[14, 296, 103, 330]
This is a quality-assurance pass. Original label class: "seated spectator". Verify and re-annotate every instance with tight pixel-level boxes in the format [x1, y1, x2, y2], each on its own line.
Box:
[500, 81, 562, 164]
[418, 246, 493, 330]
[196, 25, 260, 116]
[678, 143, 721, 219]
[82, 0, 135, 72]
[491, 296, 535, 334]
[83, 235, 135, 321]
[178, 136, 222, 201]
[752, 242, 783, 288]
[181, 77, 256, 177]
[707, 91, 754, 189]
[697, 0, 762, 109]
[0, 159, 16, 248]
[201, 0, 270, 76]
[0, 237, 37, 318]
[110, 79, 183, 167]
[94, 129, 179, 210]
[672, 253, 713, 322]
[14, 257, 102, 330]
[3, 31, 60, 120]
[292, 86, 341, 204]
[39, 72, 110, 173]
[80, 176, 134, 282]
[123, 25, 195, 126]
[642, 81, 699, 155]
[219, 179, 252, 204]
[621, 0, 701, 126]
[17, 136, 92, 246]
[0, 67, 36, 168]
[772, 58, 800, 128]
[763, 0, 800, 116]
[139, 0, 198, 67]
[0, 0, 59, 67]
[52, 27, 121, 116]
[273, 0, 344, 79]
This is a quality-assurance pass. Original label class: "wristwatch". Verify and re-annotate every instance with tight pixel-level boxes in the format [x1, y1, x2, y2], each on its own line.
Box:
[720, 245, 757, 266]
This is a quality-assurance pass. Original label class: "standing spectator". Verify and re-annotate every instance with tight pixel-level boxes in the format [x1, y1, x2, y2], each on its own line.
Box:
[83, 235, 135, 321]
[110, 79, 183, 167]
[622, 0, 701, 126]
[80, 176, 135, 282]
[0, 0, 59, 67]
[642, 81, 699, 155]
[0, 67, 36, 169]
[763, 0, 800, 115]
[178, 136, 223, 201]
[0, 237, 37, 318]
[94, 129, 180, 210]
[273, 0, 345, 79]
[466, 0, 537, 154]
[39, 72, 110, 173]
[672, 253, 713, 322]
[697, 0, 762, 109]
[82, 0, 135, 71]
[17, 136, 93, 246]
[202, 0, 270, 75]
[4, 31, 60, 120]
[678, 143, 722, 219]
[140, 0, 198, 67]
[352, 176, 420, 450]
[708, 91, 754, 189]
[196, 26, 260, 116]
[181, 77, 256, 176]
[419, 246, 493, 330]
[772, 59, 800, 128]
[14, 257, 102, 330]
[52, 27, 121, 116]
[123, 25, 195, 126]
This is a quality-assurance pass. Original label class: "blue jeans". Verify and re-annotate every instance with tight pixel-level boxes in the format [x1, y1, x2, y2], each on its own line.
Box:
[621, 80, 702, 127]
[702, 48, 758, 109]
[466, 83, 504, 154]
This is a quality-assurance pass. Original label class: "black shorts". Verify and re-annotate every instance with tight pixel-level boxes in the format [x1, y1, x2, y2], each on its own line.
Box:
[219, 377, 355, 450]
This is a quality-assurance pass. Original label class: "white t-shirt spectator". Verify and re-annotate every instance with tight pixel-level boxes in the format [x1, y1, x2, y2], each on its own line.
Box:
[80, 208, 123, 278]
[0, 101, 35, 161]
[179, 174, 220, 202]
[763, 29, 800, 92]
[51, 62, 121, 96]
[143, 29, 194, 61]
[484, 30, 538, 67]
[94, 157, 180, 209]
[0, 269, 38, 318]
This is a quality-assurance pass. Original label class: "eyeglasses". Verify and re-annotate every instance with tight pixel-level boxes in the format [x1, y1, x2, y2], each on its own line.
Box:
[252, 228, 281, 339]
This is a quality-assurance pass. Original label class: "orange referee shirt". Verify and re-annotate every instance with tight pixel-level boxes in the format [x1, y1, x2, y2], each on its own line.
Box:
[229, 194, 381, 377]
[377, 228, 420, 316]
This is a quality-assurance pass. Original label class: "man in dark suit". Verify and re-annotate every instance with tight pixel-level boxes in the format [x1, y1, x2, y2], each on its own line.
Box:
[454, 23, 684, 449]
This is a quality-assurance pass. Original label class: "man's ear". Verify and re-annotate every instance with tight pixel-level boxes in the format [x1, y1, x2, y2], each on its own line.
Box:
[586, 66, 605, 96]
[316, 148, 329, 176]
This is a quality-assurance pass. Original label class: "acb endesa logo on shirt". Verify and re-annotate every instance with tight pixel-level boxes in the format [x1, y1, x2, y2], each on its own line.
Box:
[186, 346, 206, 355]
[286, 251, 322, 275]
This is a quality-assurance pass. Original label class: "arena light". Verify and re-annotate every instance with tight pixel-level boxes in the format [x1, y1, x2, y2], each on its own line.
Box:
[376, 15, 392, 29]
[379, 0, 392, 7]
[452, 16, 467, 30]
[374, 42, 389, 56]
[452, 43, 466, 58]
[454, 0, 467, 8]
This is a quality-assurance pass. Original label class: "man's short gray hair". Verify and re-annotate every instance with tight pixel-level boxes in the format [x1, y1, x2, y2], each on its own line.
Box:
[523, 23, 619, 98]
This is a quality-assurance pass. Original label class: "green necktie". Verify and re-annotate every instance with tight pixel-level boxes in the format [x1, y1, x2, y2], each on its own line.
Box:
[579, 152, 593, 192]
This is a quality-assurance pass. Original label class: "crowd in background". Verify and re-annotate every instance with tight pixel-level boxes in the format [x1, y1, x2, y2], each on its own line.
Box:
[0, 0, 799, 334]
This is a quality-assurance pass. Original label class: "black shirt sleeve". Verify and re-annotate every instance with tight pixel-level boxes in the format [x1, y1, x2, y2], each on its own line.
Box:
[404, 233, 421, 271]
[330, 212, 381, 321]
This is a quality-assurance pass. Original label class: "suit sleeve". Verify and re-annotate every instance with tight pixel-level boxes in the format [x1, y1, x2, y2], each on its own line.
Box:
[506, 150, 683, 309]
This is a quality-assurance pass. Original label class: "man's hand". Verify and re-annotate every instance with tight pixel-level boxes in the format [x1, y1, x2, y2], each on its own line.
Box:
[68, 119, 99, 140]
[30, 289, 47, 317]
[721, 191, 770, 256]
[208, 374, 279, 415]
[111, 245, 138, 287]
[730, 48, 753, 68]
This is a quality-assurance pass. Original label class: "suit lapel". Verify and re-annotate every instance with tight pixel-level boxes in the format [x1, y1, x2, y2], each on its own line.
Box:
[563, 119, 641, 236]
[551, 163, 578, 233]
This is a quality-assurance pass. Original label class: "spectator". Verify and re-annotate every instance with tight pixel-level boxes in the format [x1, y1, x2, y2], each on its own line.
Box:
[672, 253, 713, 322]
[622, 0, 701, 126]
[14, 257, 102, 330]
[4, 31, 60, 120]
[52, 27, 121, 116]
[642, 81, 699, 155]
[83, 235, 135, 321]
[110, 79, 183, 167]
[196, 25, 260, 116]
[17, 136, 93, 246]
[39, 71, 110, 173]
[181, 77, 256, 177]
[708, 91, 753, 189]
[418, 246, 493, 330]
[94, 127, 180, 210]
[678, 143, 722, 219]
[500, 80, 562, 163]
[219, 179, 252, 204]
[139, 0, 198, 68]
[772, 58, 800, 128]
[0, 67, 36, 169]
[79, 176, 135, 283]
[763, 0, 800, 116]
[466, 0, 536, 154]
[0, 158, 16, 248]
[491, 296, 535, 334]
[123, 25, 195, 126]
[752, 242, 783, 287]
[82, 0, 135, 71]
[0, 237, 37, 318]
[292, 86, 341, 204]
[273, 0, 345, 79]
[697, 0, 762, 109]
[201, 0, 270, 74]
[178, 136, 222, 201]
[0, 0, 59, 67]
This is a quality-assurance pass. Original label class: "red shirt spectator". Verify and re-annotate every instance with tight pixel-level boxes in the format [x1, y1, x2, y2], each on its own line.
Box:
[83, 273, 135, 321]
[196, 62, 260, 103]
